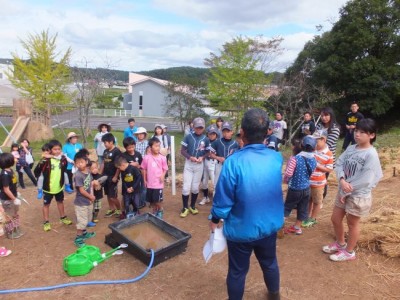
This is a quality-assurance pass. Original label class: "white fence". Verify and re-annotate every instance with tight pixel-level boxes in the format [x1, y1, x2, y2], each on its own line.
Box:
[90, 109, 134, 117]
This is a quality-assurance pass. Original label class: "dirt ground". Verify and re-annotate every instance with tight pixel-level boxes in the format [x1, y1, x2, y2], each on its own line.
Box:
[1, 159, 400, 300]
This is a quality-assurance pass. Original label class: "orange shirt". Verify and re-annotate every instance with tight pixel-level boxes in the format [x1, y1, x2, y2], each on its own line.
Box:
[310, 146, 333, 188]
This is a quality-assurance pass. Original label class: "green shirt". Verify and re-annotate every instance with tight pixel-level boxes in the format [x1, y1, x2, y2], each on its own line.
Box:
[46, 158, 63, 194]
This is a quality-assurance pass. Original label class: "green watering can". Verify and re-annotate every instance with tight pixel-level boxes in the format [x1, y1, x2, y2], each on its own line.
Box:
[63, 243, 128, 277]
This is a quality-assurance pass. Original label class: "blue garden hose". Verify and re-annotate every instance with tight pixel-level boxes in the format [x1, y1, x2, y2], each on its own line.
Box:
[0, 249, 154, 295]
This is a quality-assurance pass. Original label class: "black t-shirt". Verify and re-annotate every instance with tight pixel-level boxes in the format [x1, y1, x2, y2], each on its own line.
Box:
[0, 169, 17, 200]
[122, 151, 143, 165]
[345, 112, 364, 126]
[121, 165, 142, 195]
[92, 173, 104, 200]
[103, 147, 122, 176]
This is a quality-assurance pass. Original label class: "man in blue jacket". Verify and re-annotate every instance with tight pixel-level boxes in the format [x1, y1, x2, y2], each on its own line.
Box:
[210, 108, 283, 300]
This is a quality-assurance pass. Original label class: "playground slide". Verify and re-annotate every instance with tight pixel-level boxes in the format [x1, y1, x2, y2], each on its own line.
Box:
[0, 116, 30, 150]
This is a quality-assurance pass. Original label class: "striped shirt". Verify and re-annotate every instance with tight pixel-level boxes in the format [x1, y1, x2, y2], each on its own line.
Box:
[310, 146, 333, 187]
[316, 123, 340, 167]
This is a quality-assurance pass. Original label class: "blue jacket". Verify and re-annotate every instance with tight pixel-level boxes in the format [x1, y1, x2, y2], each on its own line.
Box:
[211, 144, 284, 242]
[124, 126, 138, 139]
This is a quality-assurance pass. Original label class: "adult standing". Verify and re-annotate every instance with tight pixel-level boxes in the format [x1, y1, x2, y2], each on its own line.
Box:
[298, 111, 316, 138]
[62, 132, 83, 190]
[215, 117, 224, 138]
[16, 139, 37, 189]
[94, 123, 111, 165]
[271, 111, 288, 147]
[316, 107, 341, 167]
[123, 118, 138, 139]
[342, 102, 364, 151]
[210, 108, 283, 300]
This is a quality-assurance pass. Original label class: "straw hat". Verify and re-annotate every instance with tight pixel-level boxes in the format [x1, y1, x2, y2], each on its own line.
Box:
[66, 132, 79, 142]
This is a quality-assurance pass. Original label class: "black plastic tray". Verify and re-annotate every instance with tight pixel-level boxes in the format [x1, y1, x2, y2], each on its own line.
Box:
[105, 213, 191, 267]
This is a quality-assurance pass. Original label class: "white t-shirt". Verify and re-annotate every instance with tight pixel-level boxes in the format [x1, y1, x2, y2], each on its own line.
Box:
[272, 120, 287, 140]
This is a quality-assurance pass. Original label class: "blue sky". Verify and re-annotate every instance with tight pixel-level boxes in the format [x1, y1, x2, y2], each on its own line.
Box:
[0, 0, 349, 72]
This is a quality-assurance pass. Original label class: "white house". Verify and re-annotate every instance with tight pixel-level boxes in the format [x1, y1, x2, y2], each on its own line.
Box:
[0, 62, 20, 106]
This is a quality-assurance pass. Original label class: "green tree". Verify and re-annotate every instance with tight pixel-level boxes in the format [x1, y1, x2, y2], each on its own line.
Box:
[163, 79, 208, 132]
[205, 36, 282, 127]
[289, 0, 400, 115]
[7, 30, 72, 112]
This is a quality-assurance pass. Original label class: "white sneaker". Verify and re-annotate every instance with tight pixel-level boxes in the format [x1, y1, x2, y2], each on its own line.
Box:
[329, 249, 356, 262]
[199, 197, 210, 205]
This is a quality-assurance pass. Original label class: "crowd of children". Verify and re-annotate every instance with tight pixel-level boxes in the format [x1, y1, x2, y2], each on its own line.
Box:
[0, 112, 383, 263]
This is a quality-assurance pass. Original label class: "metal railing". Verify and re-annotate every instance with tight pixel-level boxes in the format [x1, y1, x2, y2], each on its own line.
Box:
[90, 109, 133, 117]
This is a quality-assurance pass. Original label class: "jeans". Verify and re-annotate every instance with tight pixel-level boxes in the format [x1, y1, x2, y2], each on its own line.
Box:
[342, 130, 355, 150]
[226, 233, 280, 300]
[16, 165, 37, 188]
[284, 188, 310, 221]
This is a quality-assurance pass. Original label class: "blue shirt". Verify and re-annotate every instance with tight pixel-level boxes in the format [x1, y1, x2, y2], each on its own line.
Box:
[123, 126, 138, 140]
[210, 138, 238, 158]
[181, 133, 209, 158]
[62, 143, 83, 170]
[211, 144, 284, 242]
[288, 152, 317, 190]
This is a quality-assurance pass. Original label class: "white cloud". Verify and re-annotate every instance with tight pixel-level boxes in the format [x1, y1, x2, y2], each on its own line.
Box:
[0, 0, 349, 72]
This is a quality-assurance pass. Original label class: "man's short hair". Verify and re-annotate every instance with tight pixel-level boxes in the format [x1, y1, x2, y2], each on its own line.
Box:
[115, 156, 128, 167]
[128, 118, 135, 123]
[101, 133, 115, 143]
[148, 137, 161, 147]
[241, 108, 269, 144]
[123, 137, 136, 148]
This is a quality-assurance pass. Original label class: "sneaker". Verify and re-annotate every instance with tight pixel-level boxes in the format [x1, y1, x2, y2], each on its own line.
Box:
[189, 207, 199, 215]
[329, 249, 356, 262]
[284, 225, 302, 235]
[82, 231, 96, 240]
[301, 218, 317, 228]
[104, 210, 115, 217]
[74, 237, 85, 248]
[37, 189, 43, 199]
[322, 241, 347, 254]
[180, 208, 189, 218]
[156, 210, 164, 219]
[60, 216, 72, 225]
[8, 229, 24, 239]
[92, 218, 99, 223]
[199, 197, 210, 205]
[43, 222, 51, 232]
[114, 209, 122, 218]
[87, 221, 96, 227]
[65, 184, 74, 194]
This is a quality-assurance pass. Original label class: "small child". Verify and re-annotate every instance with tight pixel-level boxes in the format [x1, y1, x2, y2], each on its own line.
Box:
[283, 137, 317, 235]
[100, 133, 122, 218]
[34, 140, 72, 232]
[89, 161, 107, 225]
[322, 119, 382, 262]
[0, 153, 23, 239]
[35, 143, 73, 199]
[94, 123, 111, 165]
[134, 127, 149, 157]
[302, 130, 333, 227]
[199, 125, 219, 206]
[141, 137, 168, 219]
[73, 151, 96, 248]
[265, 125, 279, 151]
[115, 156, 142, 218]
[10, 144, 20, 163]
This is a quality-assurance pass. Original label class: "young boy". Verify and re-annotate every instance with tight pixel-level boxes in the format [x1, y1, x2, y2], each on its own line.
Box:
[34, 140, 72, 232]
[299, 111, 316, 138]
[73, 151, 96, 247]
[134, 127, 149, 157]
[210, 121, 238, 190]
[283, 136, 317, 235]
[89, 161, 107, 224]
[271, 111, 288, 147]
[199, 125, 218, 205]
[115, 156, 142, 218]
[323, 118, 382, 261]
[265, 124, 279, 151]
[141, 137, 168, 219]
[342, 102, 364, 151]
[100, 133, 122, 218]
[180, 117, 210, 217]
[302, 130, 333, 227]
[0, 153, 23, 239]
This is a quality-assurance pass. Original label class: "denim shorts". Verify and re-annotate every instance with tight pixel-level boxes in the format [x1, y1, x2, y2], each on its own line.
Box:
[284, 188, 310, 221]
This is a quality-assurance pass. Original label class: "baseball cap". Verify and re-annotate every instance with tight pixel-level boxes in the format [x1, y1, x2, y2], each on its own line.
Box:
[302, 136, 317, 150]
[221, 121, 232, 131]
[193, 117, 205, 128]
[207, 125, 218, 134]
[312, 129, 328, 139]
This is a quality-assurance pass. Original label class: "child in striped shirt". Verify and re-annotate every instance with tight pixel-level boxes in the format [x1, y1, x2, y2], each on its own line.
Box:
[302, 130, 333, 227]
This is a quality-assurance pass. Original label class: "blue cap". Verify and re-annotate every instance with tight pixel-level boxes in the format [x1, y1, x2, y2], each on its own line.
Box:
[302, 136, 317, 150]
[207, 125, 218, 134]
